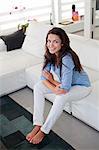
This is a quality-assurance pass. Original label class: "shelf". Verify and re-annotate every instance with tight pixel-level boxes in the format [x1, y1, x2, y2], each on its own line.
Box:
[56, 17, 99, 34]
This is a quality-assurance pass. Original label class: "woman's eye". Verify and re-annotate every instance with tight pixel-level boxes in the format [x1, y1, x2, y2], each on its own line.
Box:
[47, 40, 51, 43]
[55, 40, 58, 43]
[47, 40, 60, 44]
[54, 40, 60, 44]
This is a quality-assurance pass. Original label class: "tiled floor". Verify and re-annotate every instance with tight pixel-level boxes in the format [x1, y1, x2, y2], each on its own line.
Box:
[9, 87, 99, 150]
[1, 95, 74, 150]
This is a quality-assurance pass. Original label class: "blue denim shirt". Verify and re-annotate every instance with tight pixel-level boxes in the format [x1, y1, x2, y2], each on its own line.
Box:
[41, 54, 91, 91]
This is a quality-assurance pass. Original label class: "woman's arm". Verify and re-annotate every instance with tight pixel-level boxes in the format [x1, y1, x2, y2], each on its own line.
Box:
[52, 80, 61, 86]
[42, 70, 60, 86]
[42, 70, 68, 94]
[42, 80, 68, 95]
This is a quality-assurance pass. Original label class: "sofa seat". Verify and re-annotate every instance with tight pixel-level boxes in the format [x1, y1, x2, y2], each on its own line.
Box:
[0, 49, 43, 96]
[72, 81, 99, 131]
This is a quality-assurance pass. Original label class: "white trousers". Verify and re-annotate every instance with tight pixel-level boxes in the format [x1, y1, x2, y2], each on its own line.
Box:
[33, 80, 92, 134]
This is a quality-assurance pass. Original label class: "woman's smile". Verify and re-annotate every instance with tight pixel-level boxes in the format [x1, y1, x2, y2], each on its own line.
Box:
[49, 48, 56, 54]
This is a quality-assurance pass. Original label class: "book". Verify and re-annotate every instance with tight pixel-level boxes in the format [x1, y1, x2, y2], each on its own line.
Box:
[59, 21, 73, 25]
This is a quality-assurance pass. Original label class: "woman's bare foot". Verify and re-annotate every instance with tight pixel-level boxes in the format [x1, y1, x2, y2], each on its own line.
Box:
[26, 125, 41, 142]
[32, 130, 45, 144]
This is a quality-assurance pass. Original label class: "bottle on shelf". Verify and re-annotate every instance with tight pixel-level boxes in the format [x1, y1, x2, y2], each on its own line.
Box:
[72, 4, 79, 21]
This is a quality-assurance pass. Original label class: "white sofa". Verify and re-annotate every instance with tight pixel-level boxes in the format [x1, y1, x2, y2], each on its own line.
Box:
[0, 21, 99, 132]
[0, 39, 7, 52]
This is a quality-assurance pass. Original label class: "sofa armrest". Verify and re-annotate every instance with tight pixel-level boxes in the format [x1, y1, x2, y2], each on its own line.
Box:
[0, 39, 7, 52]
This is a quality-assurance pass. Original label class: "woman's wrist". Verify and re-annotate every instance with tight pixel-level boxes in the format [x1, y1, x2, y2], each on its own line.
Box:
[50, 78, 55, 84]
[53, 80, 61, 86]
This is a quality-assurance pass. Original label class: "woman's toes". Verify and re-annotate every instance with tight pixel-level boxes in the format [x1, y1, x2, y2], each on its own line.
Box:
[26, 133, 32, 141]
[26, 125, 41, 142]
[32, 130, 45, 144]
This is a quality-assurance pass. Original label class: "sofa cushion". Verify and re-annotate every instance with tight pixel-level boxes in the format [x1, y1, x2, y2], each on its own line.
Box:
[83, 66, 99, 83]
[0, 29, 25, 51]
[22, 21, 53, 58]
[69, 34, 99, 71]
[25, 63, 43, 89]
[0, 50, 43, 76]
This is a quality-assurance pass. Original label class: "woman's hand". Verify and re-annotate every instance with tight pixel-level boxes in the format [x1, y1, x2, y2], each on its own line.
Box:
[54, 85, 67, 95]
[42, 70, 54, 82]
[42, 80, 67, 95]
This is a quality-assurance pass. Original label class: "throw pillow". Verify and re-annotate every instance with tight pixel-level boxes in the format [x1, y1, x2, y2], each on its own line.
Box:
[0, 29, 25, 51]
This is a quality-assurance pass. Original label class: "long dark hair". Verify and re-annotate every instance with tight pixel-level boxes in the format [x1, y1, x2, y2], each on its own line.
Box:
[43, 27, 82, 76]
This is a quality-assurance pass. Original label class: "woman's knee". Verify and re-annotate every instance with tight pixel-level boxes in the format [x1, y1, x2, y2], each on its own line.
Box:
[34, 80, 48, 94]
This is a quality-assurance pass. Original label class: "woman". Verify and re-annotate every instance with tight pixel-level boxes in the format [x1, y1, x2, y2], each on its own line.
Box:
[26, 27, 91, 144]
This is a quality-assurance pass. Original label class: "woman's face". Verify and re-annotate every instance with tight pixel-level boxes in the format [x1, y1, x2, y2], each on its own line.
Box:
[47, 34, 62, 55]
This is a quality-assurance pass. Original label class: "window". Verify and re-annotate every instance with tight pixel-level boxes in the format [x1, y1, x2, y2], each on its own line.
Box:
[0, 0, 53, 30]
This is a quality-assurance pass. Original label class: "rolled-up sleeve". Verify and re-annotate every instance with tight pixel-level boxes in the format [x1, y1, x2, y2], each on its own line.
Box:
[60, 55, 74, 90]
[40, 63, 51, 80]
